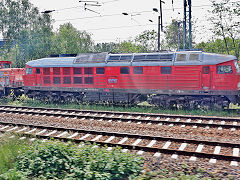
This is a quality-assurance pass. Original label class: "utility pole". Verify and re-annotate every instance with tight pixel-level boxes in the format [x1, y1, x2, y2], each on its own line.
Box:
[183, 0, 192, 50]
[177, 21, 181, 51]
[188, 0, 192, 49]
[158, 15, 161, 51]
[183, 0, 187, 49]
[156, 0, 164, 51]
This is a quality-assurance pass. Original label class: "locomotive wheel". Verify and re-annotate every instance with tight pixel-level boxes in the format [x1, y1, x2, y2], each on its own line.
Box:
[182, 102, 190, 110]
[166, 101, 177, 109]
[54, 95, 61, 102]
[200, 100, 213, 110]
[63, 96, 74, 103]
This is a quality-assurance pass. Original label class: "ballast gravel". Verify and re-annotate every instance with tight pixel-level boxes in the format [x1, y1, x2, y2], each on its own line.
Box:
[0, 112, 239, 179]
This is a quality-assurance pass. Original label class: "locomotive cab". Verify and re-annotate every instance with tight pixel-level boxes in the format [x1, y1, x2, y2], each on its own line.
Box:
[0, 61, 11, 69]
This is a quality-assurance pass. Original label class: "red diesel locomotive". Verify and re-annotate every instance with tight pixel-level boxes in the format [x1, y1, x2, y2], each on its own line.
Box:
[0, 61, 24, 96]
[22, 51, 240, 109]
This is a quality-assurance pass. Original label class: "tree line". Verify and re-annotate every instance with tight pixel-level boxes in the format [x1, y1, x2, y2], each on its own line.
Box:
[0, 0, 239, 68]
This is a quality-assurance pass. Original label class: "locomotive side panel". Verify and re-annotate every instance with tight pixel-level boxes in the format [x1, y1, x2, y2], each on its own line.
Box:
[141, 66, 165, 90]
[169, 66, 201, 90]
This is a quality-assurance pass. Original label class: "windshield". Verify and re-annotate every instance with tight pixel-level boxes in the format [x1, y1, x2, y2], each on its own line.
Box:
[234, 61, 240, 73]
[3, 63, 10, 68]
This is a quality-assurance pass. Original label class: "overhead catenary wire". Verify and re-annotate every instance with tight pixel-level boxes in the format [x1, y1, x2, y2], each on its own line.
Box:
[53, 4, 222, 22]
[2, 0, 239, 44]
[43, 0, 120, 13]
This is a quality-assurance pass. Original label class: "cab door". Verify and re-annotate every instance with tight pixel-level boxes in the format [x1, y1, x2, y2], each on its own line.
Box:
[201, 66, 211, 90]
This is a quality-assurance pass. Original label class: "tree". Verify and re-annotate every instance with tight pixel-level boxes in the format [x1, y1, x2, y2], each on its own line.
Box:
[163, 19, 197, 51]
[94, 42, 118, 53]
[94, 41, 146, 53]
[196, 38, 240, 56]
[209, 0, 240, 58]
[0, 0, 53, 67]
[52, 23, 93, 54]
[164, 20, 183, 50]
[111, 41, 145, 53]
[135, 30, 158, 52]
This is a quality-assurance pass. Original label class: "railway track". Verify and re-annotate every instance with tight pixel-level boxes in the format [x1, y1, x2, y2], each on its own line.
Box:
[0, 105, 240, 130]
[0, 120, 239, 166]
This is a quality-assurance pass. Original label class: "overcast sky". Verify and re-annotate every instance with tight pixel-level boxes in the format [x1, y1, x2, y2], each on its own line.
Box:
[28, 0, 222, 43]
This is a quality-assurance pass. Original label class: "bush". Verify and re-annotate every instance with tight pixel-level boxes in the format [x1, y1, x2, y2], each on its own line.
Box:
[16, 140, 143, 179]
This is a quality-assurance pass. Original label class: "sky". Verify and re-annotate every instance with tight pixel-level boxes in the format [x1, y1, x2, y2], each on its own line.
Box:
[28, 0, 221, 44]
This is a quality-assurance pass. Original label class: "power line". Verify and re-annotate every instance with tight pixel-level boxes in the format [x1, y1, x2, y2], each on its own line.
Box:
[56, 5, 84, 12]
[83, 23, 158, 31]
[102, 0, 120, 4]
[54, 5, 216, 22]
[42, 0, 120, 13]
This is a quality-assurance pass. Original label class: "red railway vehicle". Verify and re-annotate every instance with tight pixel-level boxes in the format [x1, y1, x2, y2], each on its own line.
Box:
[0, 61, 25, 96]
[0, 61, 11, 69]
[23, 51, 240, 109]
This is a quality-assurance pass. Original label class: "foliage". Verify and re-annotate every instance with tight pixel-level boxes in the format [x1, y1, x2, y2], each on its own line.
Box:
[94, 42, 118, 52]
[0, 1, 93, 67]
[135, 30, 158, 52]
[209, 0, 240, 58]
[0, 0, 53, 67]
[111, 41, 145, 53]
[16, 140, 143, 179]
[52, 23, 94, 54]
[163, 19, 197, 51]
[94, 40, 147, 53]
[164, 19, 184, 50]
[0, 136, 29, 174]
[0, 169, 26, 180]
[196, 37, 240, 57]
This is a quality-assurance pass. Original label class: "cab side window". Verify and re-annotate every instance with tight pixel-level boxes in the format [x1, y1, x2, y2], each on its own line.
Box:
[96, 67, 105, 74]
[133, 67, 143, 74]
[161, 67, 171, 74]
[217, 65, 232, 74]
[26, 68, 33, 74]
[120, 67, 130, 74]
[36, 69, 41, 74]
[203, 66, 209, 74]
[3, 63, 10, 68]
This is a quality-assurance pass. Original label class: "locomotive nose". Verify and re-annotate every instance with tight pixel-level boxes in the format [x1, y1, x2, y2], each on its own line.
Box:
[238, 75, 240, 90]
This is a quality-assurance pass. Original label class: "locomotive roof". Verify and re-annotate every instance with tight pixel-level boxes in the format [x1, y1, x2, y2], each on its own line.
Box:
[26, 51, 237, 68]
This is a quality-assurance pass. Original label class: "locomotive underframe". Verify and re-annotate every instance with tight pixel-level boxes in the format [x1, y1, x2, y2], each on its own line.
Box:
[0, 87, 23, 97]
[24, 86, 239, 109]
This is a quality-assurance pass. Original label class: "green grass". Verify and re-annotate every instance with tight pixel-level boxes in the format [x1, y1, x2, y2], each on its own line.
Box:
[0, 135, 29, 174]
[1, 95, 240, 117]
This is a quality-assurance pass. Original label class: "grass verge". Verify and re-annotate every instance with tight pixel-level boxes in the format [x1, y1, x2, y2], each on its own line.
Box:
[0, 135, 29, 174]
[1, 95, 240, 117]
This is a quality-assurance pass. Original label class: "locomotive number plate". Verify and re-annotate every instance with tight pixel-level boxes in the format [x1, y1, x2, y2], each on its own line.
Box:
[108, 79, 118, 84]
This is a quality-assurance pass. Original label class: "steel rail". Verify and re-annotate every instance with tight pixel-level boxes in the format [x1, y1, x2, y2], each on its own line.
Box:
[0, 121, 239, 162]
[0, 105, 239, 129]
[1, 105, 240, 121]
